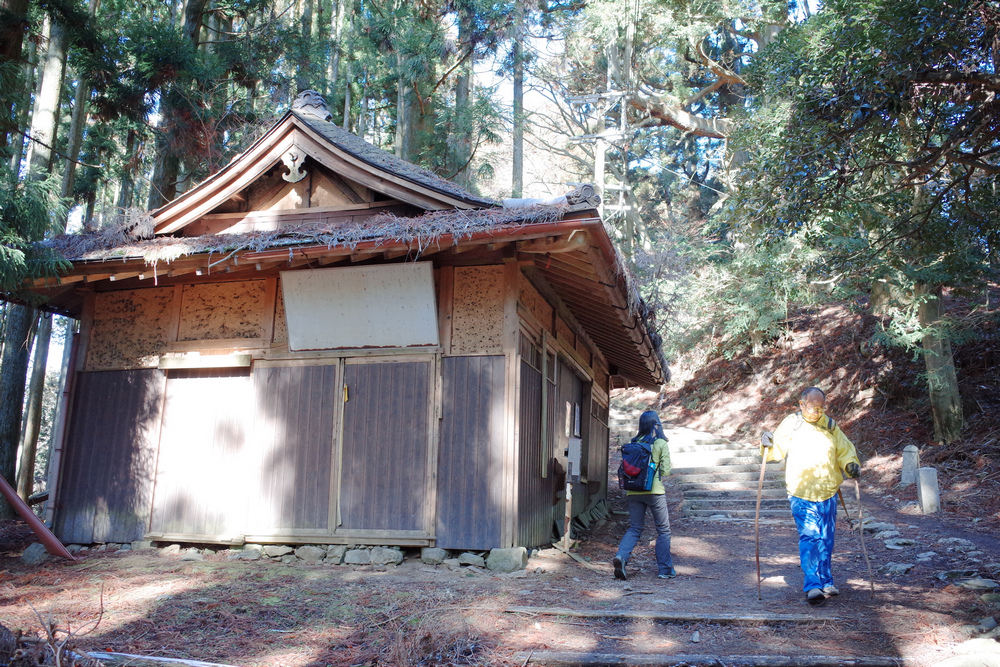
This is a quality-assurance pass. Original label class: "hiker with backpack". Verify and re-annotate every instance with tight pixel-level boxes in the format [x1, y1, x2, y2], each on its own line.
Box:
[760, 386, 861, 606]
[612, 410, 676, 581]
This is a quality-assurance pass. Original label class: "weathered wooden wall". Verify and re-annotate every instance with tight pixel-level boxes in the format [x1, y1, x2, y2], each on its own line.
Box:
[57, 258, 609, 549]
[247, 363, 339, 535]
[588, 399, 610, 504]
[177, 281, 269, 341]
[87, 289, 175, 370]
[516, 339, 555, 548]
[436, 355, 505, 550]
[54, 370, 164, 544]
[451, 266, 504, 355]
[340, 360, 432, 533]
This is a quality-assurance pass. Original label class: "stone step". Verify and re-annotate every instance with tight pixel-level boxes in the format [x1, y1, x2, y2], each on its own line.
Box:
[683, 498, 790, 509]
[684, 507, 793, 518]
[672, 470, 785, 483]
[671, 454, 764, 467]
[684, 507, 856, 525]
[684, 488, 788, 499]
[676, 479, 785, 491]
[669, 442, 757, 454]
[672, 463, 784, 475]
[682, 498, 859, 511]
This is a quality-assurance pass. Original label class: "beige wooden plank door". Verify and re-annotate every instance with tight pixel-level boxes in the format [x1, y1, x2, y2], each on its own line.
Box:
[149, 368, 252, 540]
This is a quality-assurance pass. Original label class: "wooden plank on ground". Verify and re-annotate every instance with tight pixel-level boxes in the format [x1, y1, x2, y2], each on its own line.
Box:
[513, 652, 904, 667]
[505, 606, 842, 624]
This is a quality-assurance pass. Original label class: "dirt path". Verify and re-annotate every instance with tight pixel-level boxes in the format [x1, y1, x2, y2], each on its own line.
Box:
[2, 440, 998, 666]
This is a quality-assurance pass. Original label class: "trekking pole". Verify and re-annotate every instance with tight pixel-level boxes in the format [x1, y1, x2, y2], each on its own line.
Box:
[755, 432, 772, 601]
[854, 478, 876, 599]
[836, 488, 851, 522]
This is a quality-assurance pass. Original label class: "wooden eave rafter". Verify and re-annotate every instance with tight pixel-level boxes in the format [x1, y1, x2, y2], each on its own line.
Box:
[153, 114, 485, 235]
[36, 215, 663, 388]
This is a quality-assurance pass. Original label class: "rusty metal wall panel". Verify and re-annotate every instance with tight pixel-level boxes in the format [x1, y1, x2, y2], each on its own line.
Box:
[436, 356, 504, 550]
[588, 405, 610, 504]
[516, 360, 554, 548]
[247, 364, 338, 533]
[54, 370, 164, 544]
[339, 361, 431, 532]
[149, 368, 253, 537]
[553, 359, 585, 521]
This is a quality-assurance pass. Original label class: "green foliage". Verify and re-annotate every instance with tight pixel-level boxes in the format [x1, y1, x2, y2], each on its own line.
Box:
[0, 169, 70, 294]
[730, 0, 999, 289]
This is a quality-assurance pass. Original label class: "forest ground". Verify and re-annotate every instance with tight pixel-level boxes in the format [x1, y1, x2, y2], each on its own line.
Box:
[1, 479, 998, 667]
[1, 291, 998, 667]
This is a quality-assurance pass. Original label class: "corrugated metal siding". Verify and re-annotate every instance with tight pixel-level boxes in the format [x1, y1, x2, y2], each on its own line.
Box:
[339, 361, 431, 532]
[516, 358, 554, 548]
[436, 356, 504, 550]
[247, 364, 338, 533]
[588, 400, 610, 505]
[554, 359, 584, 522]
[54, 370, 164, 544]
[149, 368, 252, 537]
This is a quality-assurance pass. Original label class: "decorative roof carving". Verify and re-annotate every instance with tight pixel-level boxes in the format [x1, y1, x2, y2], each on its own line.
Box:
[291, 90, 333, 121]
[565, 184, 601, 208]
[281, 149, 307, 183]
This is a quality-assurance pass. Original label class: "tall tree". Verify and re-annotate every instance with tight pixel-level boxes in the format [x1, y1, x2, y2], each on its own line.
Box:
[731, 0, 1000, 442]
[0, 4, 70, 518]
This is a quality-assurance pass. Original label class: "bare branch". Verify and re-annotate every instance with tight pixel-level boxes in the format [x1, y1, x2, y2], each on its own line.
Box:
[910, 70, 1000, 92]
[626, 92, 732, 138]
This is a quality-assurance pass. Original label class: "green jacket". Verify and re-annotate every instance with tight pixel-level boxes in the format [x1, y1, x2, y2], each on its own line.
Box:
[626, 437, 671, 496]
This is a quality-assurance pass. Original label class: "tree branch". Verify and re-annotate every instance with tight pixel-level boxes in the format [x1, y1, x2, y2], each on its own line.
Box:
[626, 93, 731, 138]
[910, 70, 1000, 91]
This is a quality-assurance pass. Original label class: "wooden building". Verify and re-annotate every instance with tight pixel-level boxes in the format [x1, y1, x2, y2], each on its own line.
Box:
[29, 92, 666, 551]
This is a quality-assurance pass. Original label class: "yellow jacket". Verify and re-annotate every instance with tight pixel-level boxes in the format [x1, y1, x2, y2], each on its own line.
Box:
[627, 437, 671, 496]
[763, 413, 860, 502]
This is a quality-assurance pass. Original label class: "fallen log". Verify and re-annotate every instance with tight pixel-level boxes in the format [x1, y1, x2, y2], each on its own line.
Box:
[505, 606, 840, 624]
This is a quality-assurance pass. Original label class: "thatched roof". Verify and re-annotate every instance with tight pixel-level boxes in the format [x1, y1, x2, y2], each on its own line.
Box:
[47, 205, 567, 265]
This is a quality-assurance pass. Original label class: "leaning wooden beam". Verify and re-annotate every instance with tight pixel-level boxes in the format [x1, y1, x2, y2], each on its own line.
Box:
[513, 652, 904, 667]
[504, 606, 841, 624]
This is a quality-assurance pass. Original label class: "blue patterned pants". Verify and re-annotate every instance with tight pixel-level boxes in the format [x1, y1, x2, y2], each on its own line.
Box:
[789, 494, 838, 592]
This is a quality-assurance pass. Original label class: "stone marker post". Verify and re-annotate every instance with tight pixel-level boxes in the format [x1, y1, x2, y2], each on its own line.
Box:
[917, 467, 940, 514]
[901, 445, 920, 487]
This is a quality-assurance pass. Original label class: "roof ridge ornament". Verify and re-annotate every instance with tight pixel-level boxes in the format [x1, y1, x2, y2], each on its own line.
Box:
[281, 149, 306, 183]
[292, 90, 333, 121]
[565, 184, 601, 208]
[501, 183, 602, 210]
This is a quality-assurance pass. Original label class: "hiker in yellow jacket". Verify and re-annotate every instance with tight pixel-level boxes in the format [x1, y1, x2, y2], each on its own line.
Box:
[762, 387, 860, 606]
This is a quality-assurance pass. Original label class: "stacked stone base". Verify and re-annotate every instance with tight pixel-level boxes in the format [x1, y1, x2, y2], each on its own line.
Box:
[35, 541, 530, 572]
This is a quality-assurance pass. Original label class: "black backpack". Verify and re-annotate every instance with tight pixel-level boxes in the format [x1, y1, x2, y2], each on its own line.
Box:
[617, 434, 658, 492]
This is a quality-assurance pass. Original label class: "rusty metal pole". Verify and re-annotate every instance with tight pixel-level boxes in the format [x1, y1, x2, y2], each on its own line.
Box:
[0, 475, 75, 560]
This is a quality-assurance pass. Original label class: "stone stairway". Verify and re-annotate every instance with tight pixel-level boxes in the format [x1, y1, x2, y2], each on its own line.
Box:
[664, 426, 791, 521]
[609, 412, 857, 523]
[667, 425, 860, 522]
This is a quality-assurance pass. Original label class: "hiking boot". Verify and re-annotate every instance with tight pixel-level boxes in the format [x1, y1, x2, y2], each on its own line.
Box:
[613, 557, 627, 581]
[822, 585, 839, 596]
[806, 588, 827, 606]
[658, 568, 677, 579]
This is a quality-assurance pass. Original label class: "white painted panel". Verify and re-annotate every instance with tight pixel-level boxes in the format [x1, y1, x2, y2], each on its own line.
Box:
[281, 263, 439, 350]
